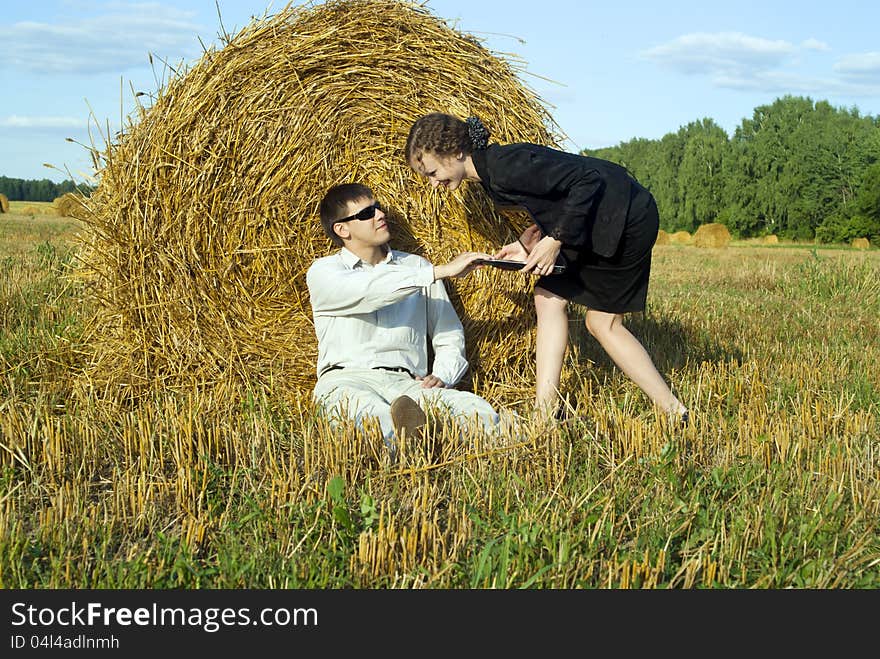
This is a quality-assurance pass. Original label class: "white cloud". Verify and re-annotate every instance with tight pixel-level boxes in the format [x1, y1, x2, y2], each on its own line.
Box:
[0, 3, 206, 74]
[834, 52, 880, 81]
[0, 115, 85, 128]
[801, 38, 830, 52]
[640, 32, 794, 77]
[641, 32, 880, 97]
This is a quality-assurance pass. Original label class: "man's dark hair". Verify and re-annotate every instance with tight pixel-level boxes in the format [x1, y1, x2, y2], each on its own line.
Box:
[319, 183, 374, 247]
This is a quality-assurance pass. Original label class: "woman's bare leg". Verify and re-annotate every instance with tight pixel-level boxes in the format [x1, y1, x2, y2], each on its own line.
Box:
[534, 287, 569, 416]
[584, 309, 687, 417]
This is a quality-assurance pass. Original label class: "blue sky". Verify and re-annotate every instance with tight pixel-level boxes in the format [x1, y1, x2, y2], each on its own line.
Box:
[2, 0, 879, 183]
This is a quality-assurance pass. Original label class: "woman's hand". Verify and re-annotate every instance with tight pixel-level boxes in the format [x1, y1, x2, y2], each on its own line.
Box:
[493, 240, 529, 260]
[519, 224, 543, 252]
[494, 224, 542, 260]
[521, 236, 562, 276]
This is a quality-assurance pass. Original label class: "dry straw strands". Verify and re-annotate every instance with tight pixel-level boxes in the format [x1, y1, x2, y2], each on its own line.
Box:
[852, 237, 870, 250]
[693, 223, 731, 248]
[0, 193, 9, 213]
[74, 0, 562, 408]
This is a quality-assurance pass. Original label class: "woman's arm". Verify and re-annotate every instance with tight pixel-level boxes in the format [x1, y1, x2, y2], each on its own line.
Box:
[518, 224, 542, 253]
[493, 224, 543, 260]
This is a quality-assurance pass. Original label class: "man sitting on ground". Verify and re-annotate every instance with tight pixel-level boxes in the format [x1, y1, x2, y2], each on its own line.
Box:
[306, 182, 500, 454]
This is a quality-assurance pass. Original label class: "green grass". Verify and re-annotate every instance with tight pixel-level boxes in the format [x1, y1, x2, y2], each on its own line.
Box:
[0, 221, 877, 588]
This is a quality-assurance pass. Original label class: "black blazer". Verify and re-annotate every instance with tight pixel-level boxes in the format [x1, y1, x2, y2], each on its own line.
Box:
[471, 143, 638, 258]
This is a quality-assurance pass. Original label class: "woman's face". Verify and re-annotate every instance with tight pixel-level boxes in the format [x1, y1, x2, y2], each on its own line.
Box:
[411, 151, 468, 191]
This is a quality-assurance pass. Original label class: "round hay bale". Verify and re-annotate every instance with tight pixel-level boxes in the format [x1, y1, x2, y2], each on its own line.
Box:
[0, 193, 9, 213]
[761, 234, 779, 245]
[670, 230, 692, 245]
[20, 204, 42, 216]
[654, 229, 670, 246]
[54, 192, 89, 218]
[76, 0, 561, 406]
[693, 223, 731, 248]
[851, 237, 870, 250]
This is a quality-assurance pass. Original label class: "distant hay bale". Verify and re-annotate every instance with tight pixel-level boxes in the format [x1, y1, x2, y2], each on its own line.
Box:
[20, 205, 41, 216]
[761, 234, 779, 245]
[0, 193, 8, 213]
[852, 237, 870, 250]
[75, 0, 562, 406]
[53, 192, 89, 219]
[693, 223, 731, 248]
[654, 229, 670, 246]
[670, 230, 692, 245]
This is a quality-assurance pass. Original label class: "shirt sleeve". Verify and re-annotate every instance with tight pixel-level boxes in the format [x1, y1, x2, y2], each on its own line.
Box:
[425, 278, 469, 386]
[493, 146, 605, 247]
[307, 257, 435, 317]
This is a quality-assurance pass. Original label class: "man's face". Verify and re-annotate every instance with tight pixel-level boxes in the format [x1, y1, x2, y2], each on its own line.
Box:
[412, 151, 467, 191]
[334, 196, 390, 247]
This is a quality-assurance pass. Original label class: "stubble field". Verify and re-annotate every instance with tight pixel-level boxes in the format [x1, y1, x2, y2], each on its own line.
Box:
[1, 209, 877, 588]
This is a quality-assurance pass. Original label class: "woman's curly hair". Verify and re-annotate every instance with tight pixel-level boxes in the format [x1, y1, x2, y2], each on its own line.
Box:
[405, 113, 491, 166]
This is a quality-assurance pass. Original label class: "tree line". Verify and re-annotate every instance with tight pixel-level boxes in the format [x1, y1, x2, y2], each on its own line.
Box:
[588, 95, 880, 243]
[0, 176, 94, 203]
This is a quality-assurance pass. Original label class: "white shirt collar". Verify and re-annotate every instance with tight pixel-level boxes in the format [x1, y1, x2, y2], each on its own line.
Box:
[339, 246, 394, 268]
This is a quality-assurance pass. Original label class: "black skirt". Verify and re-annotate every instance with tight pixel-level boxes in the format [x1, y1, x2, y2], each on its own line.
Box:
[537, 184, 659, 314]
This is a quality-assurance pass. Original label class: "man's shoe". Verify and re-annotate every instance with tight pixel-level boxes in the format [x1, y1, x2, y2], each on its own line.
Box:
[665, 409, 690, 428]
[390, 395, 427, 441]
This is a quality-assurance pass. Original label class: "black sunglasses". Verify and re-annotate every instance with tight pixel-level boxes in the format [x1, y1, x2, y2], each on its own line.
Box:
[337, 201, 382, 223]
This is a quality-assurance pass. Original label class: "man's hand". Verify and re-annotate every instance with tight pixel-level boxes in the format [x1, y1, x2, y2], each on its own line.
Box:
[433, 251, 492, 280]
[417, 374, 447, 389]
[521, 236, 563, 276]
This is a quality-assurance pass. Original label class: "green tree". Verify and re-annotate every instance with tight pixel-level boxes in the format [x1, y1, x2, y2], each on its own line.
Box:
[676, 119, 728, 232]
[722, 96, 879, 239]
[584, 95, 880, 243]
[817, 161, 880, 243]
[0, 175, 94, 201]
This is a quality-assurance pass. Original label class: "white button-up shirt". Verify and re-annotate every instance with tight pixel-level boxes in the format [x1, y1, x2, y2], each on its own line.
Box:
[306, 247, 470, 386]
